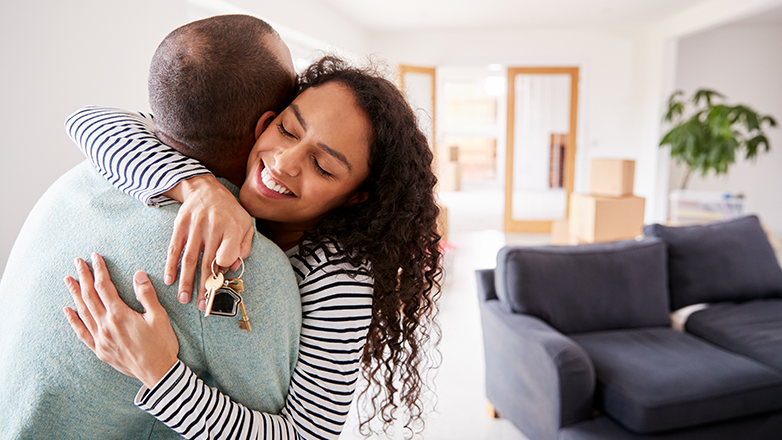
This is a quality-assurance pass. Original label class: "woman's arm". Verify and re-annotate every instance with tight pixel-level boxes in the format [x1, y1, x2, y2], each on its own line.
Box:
[64, 250, 374, 440]
[65, 107, 254, 302]
[65, 106, 210, 207]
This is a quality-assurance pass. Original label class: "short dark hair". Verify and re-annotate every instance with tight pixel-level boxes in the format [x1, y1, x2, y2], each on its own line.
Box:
[148, 14, 295, 160]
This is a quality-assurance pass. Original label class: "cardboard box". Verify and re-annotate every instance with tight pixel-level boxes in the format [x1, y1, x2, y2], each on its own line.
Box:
[590, 159, 635, 197]
[569, 193, 645, 243]
[551, 219, 571, 245]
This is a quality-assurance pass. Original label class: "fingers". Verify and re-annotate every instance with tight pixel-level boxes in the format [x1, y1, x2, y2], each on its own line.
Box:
[214, 227, 246, 268]
[133, 271, 165, 318]
[91, 253, 123, 314]
[63, 306, 96, 351]
[74, 257, 106, 319]
[241, 226, 254, 261]
[165, 233, 186, 287]
[165, 209, 191, 286]
[197, 248, 215, 312]
[176, 223, 206, 304]
[165, 177, 256, 310]
[64, 275, 98, 340]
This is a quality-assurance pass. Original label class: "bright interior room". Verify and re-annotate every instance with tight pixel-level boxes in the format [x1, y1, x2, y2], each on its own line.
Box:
[2, 0, 782, 439]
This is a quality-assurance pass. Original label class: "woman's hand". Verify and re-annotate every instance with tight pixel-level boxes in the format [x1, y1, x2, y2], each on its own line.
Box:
[163, 174, 254, 310]
[63, 253, 179, 389]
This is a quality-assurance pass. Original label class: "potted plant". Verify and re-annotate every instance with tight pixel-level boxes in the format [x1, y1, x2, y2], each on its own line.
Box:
[660, 89, 777, 189]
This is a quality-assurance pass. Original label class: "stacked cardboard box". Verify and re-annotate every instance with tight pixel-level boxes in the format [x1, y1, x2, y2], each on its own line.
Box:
[555, 159, 645, 244]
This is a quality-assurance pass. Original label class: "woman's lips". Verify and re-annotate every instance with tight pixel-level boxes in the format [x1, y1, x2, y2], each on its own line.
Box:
[255, 163, 295, 199]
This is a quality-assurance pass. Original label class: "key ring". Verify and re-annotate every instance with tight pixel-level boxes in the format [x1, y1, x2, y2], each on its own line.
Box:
[211, 256, 244, 279]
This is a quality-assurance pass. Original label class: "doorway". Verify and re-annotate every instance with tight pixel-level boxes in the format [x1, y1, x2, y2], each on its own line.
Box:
[504, 67, 579, 233]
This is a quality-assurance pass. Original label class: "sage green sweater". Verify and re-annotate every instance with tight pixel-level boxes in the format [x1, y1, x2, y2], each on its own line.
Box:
[0, 162, 301, 440]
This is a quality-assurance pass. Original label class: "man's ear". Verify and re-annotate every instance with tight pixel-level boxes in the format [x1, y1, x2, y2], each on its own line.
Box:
[343, 191, 369, 207]
[254, 110, 277, 140]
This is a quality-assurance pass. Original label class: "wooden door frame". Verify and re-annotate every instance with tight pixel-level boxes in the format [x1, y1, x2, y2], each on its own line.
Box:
[398, 65, 437, 149]
[504, 67, 579, 233]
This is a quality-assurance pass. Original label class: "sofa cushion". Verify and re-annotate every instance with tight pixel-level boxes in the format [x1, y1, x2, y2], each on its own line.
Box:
[686, 298, 782, 372]
[495, 239, 669, 334]
[572, 327, 782, 434]
[644, 215, 782, 310]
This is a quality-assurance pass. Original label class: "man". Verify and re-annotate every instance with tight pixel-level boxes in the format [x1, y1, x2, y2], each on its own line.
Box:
[0, 15, 301, 439]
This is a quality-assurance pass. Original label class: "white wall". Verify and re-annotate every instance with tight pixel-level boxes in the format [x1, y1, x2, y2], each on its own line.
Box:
[225, 0, 371, 57]
[0, 0, 187, 273]
[671, 24, 782, 235]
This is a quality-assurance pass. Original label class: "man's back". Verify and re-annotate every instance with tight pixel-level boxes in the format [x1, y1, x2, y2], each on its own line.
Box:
[0, 162, 301, 439]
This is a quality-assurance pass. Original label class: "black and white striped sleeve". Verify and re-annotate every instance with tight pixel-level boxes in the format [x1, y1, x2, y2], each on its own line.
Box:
[65, 106, 211, 207]
[136, 250, 374, 440]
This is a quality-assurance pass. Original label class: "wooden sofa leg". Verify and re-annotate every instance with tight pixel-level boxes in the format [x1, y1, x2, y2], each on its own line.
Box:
[486, 401, 500, 418]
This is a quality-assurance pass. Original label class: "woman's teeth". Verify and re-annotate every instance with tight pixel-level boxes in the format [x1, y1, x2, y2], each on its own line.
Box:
[261, 167, 293, 195]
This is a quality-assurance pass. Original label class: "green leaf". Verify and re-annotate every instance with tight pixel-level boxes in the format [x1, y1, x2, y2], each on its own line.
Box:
[694, 89, 724, 107]
[664, 102, 684, 123]
[746, 134, 770, 157]
[761, 115, 778, 128]
[741, 106, 760, 131]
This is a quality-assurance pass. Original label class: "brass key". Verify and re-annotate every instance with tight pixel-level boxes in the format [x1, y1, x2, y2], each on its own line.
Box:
[203, 272, 224, 317]
[227, 278, 251, 332]
[238, 298, 251, 332]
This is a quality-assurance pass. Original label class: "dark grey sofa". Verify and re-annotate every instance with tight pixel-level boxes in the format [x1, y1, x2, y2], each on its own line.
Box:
[477, 215, 782, 439]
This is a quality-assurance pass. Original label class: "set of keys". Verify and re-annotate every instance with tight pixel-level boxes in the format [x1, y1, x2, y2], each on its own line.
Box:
[203, 258, 251, 332]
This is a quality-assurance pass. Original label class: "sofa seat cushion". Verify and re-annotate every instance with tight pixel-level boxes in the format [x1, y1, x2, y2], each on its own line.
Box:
[686, 299, 782, 372]
[571, 328, 782, 434]
[644, 215, 782, 309]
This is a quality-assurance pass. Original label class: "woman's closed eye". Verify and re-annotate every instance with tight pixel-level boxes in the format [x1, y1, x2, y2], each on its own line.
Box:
[312, 156, 333, 178]
[277, 121, 296, 139]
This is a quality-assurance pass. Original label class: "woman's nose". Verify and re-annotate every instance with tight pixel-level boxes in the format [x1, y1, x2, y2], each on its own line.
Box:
[273, 144, 303, 177]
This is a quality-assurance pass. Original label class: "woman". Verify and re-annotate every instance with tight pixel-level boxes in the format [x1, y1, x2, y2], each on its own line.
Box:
[64, 56, 442, 439]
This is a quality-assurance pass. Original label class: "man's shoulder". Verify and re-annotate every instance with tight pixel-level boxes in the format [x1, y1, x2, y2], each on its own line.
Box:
[38, 161, 180, 221]
[47, 161, 142, 201]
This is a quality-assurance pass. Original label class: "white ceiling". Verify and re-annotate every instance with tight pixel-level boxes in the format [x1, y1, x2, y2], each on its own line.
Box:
[318, 0, 709, 31]
[317, 0, 782, 32]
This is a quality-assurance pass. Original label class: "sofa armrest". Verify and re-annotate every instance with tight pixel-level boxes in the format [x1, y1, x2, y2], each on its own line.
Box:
[480, 299, 595, 440]
[476, 269, 498, 301]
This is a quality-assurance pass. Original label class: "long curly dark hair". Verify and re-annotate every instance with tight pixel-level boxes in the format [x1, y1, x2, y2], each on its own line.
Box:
[297, 56, 443, 437]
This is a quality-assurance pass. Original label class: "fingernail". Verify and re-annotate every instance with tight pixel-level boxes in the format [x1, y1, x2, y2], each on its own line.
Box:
[198, 299, 206, 311]
[178, 292, 188, 303]
[63, 277, 72, 288]
[165, 275, 174, 285]
[134, 271, 149, 284]
[74, 258, 81, 268]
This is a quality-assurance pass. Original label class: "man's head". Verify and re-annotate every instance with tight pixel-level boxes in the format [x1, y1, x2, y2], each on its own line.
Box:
[148, 14, 297, 184]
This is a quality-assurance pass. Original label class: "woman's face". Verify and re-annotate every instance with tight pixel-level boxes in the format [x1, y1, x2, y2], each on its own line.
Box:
[240, 82, 371, 229]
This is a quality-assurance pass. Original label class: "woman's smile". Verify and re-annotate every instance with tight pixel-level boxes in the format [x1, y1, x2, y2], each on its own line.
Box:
[258, 164, 295, 197]
[240, 82, 371, 230]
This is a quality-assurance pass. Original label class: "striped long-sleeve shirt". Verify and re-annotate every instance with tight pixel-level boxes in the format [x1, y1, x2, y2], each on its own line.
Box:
[65, 107, 375, 440]
[65, 106, 210, 207]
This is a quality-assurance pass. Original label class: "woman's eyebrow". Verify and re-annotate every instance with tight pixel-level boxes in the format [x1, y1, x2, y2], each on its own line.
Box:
[319, 143, 352, 171]
[290, 104, 309, 130]
[291, 103, 352, 171]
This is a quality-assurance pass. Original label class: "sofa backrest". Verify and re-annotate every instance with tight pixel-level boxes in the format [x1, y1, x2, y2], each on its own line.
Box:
[494, 238, 670, 334]
[644, 215, 782, 310]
